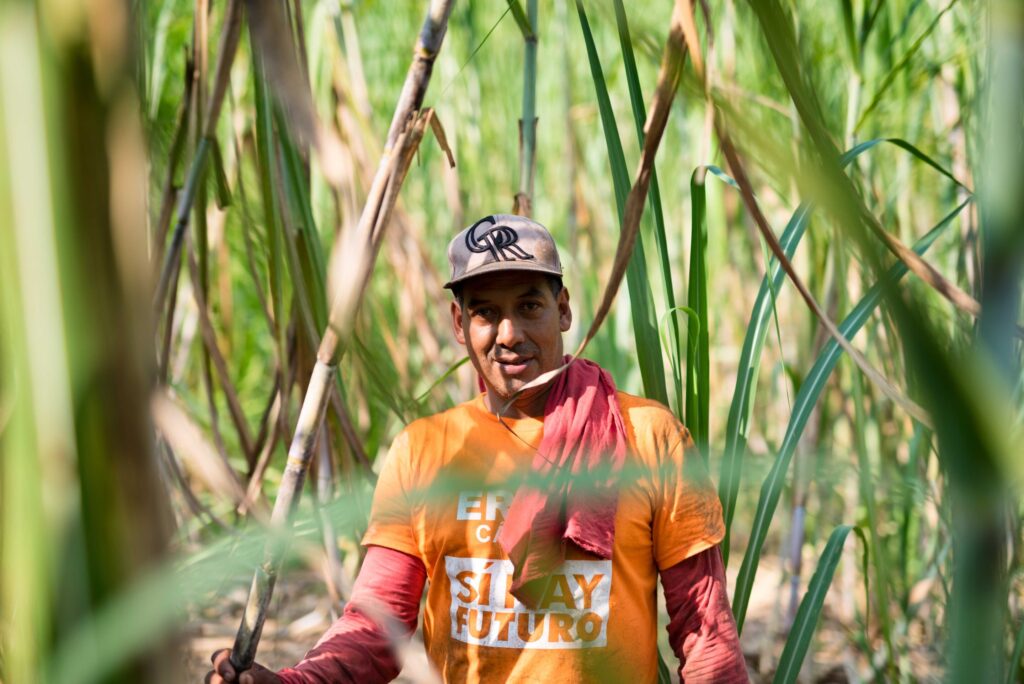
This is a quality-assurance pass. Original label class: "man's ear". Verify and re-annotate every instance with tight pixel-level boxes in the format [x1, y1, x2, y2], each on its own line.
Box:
[451, 300, 466, 345]
[558, 288, 572, 332]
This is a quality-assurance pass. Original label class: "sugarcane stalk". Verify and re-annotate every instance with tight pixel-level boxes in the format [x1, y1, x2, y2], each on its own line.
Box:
[231, 358, 333, 668]
[229, 0, 455, 670]
[513, 0, 538, 217]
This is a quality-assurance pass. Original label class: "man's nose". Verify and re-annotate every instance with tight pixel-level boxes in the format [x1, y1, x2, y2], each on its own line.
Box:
[495, 315, 524, 347]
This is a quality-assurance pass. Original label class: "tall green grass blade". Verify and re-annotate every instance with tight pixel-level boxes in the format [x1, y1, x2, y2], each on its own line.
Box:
[686, 169, 709, 455]
[209, 137, 233, 210]
[772, 524, 864, 684]
[147, 0, 177, 119]
[439, 6, 512, 97]
[840, 0, 858, 69]
[899, 422, 930, 610]
[414, 356, 470, 405]
[939, 6, 1023, 675]
[576, 0, 668, 406]
[732, 198, 971, 632]
[505, 0, 534, 39]
[860, 0, 885, 51]
[656, 647, 672, 684]
[612, 0, 681, 417]
[851, 368, 895, 667]
[875, 138, 969, 189]
[749, 0, 981, 335]
[659, 305, 699, 398]
[719, 203, 811, 563]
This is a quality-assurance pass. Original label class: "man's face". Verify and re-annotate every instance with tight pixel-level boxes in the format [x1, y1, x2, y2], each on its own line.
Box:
[451, 272, 572, 406]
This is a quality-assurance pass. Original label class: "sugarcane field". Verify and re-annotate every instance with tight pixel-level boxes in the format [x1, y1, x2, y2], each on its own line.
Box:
[2, 0, 1023, 681]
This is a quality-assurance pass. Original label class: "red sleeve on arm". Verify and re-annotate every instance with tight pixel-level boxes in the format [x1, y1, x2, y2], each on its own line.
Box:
[661, 546, 748, 683]
[276, 545, 427, 684]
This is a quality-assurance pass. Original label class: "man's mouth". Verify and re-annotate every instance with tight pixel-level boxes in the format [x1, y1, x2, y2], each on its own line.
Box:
[494, 357, 533, 376]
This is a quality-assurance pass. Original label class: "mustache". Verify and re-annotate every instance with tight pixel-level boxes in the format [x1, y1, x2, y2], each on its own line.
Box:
[491, 344, 538, 359]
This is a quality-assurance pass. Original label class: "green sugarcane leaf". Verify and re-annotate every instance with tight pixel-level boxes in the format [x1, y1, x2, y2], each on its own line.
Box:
[717, 137, 966, 565]
[687, 169, 709, 457]
[731, 197, 971, 632]
[576, 0, 668, 406]
[773, 525, 867, 684]
[840, 0, 858, 69]
[209, 137, 232, 210]
[613, 0, 682, 418]
[146, 0, 177, 119]
[505, 0, 534, 40]
[658, 305, 699, 382]
[719, 204, 810, 564]
[850, 367, 895, 663]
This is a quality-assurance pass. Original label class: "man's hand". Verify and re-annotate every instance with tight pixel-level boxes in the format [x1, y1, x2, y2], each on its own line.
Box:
[204, 649, 282, 684]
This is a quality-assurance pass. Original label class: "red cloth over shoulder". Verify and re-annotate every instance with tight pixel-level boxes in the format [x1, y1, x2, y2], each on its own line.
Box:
[498, 356, 627, 608]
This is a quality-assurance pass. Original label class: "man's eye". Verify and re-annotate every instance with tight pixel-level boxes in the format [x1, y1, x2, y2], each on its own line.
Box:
[473, 308, 493, 318]
[521, 301, 541, 312]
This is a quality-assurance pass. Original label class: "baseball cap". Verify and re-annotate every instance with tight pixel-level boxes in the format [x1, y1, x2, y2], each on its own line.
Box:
[443, 214, 563, 289]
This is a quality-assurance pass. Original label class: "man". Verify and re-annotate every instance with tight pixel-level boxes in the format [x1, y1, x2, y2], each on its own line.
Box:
[208, 215, 747, 683]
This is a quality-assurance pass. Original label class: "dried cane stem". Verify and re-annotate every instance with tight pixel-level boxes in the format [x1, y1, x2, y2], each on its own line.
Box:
[230, 358, 334, 668]
[229, 0, 455, 670]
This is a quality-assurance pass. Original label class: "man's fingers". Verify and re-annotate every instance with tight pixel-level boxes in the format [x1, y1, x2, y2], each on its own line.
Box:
[210, 648, 237, 681]
[207, 647, 278, 683]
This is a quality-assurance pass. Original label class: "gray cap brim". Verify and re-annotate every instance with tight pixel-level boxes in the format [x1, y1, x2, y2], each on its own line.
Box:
[443, 259, 563, 289]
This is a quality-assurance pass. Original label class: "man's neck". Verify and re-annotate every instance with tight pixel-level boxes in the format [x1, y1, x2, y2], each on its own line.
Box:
[484, 384, 551, 420]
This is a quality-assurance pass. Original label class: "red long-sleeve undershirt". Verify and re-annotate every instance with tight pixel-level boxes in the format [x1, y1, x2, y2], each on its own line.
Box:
[276, 546, 424, 684]
[277, 544, 746, 683]
[661, 545, 748, 682]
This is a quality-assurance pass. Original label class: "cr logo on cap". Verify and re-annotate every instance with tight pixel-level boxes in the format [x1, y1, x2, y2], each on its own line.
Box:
[465, 216, 535, 262]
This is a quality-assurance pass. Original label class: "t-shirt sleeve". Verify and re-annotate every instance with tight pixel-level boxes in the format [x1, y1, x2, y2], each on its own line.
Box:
[648, 416, 725, 571]
[360, 428, 422, 558]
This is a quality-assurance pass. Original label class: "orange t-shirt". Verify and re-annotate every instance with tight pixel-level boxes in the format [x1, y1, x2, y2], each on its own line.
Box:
[362, 392, 724, 683]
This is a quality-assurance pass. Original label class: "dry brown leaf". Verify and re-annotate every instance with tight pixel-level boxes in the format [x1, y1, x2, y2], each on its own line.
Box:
[151, 391, 247, 508]
[230, 1, 457, 668]
[428, 110, 456, 169]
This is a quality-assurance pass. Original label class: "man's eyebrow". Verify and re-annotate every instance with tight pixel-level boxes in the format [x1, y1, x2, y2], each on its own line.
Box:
[465, 295, 491, 308]
[517, 287, 545, 298]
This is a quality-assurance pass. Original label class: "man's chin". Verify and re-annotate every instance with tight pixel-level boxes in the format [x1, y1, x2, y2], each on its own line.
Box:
[489, 380, 523, 400]
[486, 374, 535, 400]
